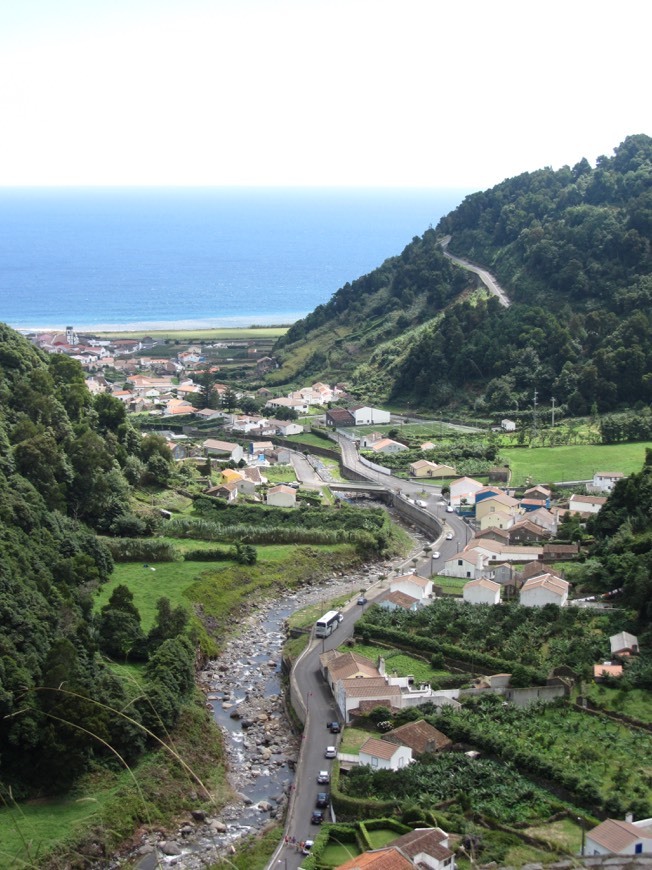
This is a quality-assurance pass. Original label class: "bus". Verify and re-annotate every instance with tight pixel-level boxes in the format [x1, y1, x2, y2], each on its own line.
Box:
[315, 610, 343, 638]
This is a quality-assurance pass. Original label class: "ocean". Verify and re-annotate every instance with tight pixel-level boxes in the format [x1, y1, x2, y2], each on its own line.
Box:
[0, 187, 470, 332]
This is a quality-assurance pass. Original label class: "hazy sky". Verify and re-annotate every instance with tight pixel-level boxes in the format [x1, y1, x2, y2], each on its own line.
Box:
[1, 0, 649, 189]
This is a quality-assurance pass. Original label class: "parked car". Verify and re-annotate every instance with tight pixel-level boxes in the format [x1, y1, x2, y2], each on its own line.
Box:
[324, 745, 337, 758]
[311, 809, 325, 824]
[315, 792, 329, 808]
[357, 596, 367, 605]
[416, 499, 427, 507]
[302, 839, 314, 855]
[327, 721, 341, 733]
[317, 770, 330, 784]
[432, 550, 441, 559]
[446, 505, 454, 512]
[445, 532, 454, 540]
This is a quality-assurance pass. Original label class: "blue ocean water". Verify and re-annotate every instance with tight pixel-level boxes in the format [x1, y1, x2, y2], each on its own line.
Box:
[0, 187, 469, 331]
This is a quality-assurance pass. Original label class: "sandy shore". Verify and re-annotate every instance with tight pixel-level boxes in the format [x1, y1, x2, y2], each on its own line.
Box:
[14, 314, 301, 334]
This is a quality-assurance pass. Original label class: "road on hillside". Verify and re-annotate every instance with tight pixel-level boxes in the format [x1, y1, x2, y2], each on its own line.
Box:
[439, 235, 511, 307]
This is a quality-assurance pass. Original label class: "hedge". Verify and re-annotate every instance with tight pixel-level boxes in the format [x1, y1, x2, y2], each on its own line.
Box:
[102, 537, 178, 562]
[359, 623, 546, 685]
[330, 760, 396, 821]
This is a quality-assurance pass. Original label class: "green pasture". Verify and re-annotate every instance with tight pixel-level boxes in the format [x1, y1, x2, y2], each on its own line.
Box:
[96, 543, 361, 643]
[502, 442, 652, 485]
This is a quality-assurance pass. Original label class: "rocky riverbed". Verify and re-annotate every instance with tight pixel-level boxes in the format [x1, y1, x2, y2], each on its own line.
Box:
[115, 565, 394, 870]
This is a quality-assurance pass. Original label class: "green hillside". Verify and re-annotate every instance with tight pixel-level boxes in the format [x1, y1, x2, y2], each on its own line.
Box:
[272, 134, 652, 417]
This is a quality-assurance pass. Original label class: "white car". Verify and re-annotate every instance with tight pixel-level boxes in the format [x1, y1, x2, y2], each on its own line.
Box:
[445, 532, 453, 540]
[324, 745, 337, 758]
[432, 551, 441, 559]
[416, 499, 428, 507]
[446, 505, 454, 513]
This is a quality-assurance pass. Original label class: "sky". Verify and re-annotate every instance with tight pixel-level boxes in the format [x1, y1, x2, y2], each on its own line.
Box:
[0, 0, 650, 189]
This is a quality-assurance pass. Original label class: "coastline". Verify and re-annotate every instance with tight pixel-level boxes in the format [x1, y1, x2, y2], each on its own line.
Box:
[14, 312, 304, 334]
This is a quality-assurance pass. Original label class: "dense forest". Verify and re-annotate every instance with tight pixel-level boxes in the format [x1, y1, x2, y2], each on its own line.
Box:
[0, 325, 192, 798]
[273, 134, 652, 416]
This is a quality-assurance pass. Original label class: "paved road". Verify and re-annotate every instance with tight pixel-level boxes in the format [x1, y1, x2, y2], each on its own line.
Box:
[269, 436, 472, 868]
[439, 235, 511, 307]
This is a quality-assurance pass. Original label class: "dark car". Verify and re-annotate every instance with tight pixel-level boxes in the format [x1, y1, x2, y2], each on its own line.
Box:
[311, 809, 325, 824]
[327, 721, 341, 733]
[357, 596, 367, 605]
[316, 791, 329, 808]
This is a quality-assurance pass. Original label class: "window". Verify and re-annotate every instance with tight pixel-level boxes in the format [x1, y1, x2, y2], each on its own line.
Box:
[635, 844, 643, 854]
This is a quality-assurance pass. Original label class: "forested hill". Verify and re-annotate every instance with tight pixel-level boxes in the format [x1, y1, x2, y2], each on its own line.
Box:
[0, 325, 190, 799]
[272, 134, 652, 416]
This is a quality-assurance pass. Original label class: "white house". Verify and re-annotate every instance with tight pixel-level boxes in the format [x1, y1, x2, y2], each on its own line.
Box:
[390, 573, 433, 602]
[266, 484, 297, 507]
[592, 471, 625, 493]
[444, 547, 491, 580]
[501, 418, 517, 431]
[569, 493, 607, 516]
[463, 577, 501, 605]
[520, 573, 569, 607]
[349, 405, 391, 425]
[610, 632, 639, 657]
[203, 439, 244, 463]
[585, 817, 652, 856]
[378, 590, 421, 612]
[358, 737, 413, 770]
[390, 827, 455, 870]
[369, 438, 408, 455]
[479, 509, 515, 531]
[267, 418, 303, 436]
[264, 396, 309, 414]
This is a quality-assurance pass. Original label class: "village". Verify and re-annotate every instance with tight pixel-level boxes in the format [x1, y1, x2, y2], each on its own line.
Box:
[26, 326, 650, 869]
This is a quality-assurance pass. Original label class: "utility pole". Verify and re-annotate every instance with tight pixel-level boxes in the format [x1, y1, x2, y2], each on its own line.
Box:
[532, 389, 538, 440]
[551, 396, 556, 428]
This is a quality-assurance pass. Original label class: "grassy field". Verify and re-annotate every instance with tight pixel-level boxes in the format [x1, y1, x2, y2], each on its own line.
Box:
[96, 543, 362, 653]
[0, 788, 117, 868]
[502, 442, 652, 485]
[92, 326, 288, 341]
[319, 839, 362, 867]
[580, 683, 652, 724]
[339, 726, 375, 754]
[343, 642, 449, 685]
[285, 432, 341, 452]
[434, 577, 467, 596]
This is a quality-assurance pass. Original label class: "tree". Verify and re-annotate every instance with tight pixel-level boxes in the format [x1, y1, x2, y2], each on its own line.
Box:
[93, 393, 126, 433]
[147, 597, 189, 652]
[97, 585, 146, 661]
